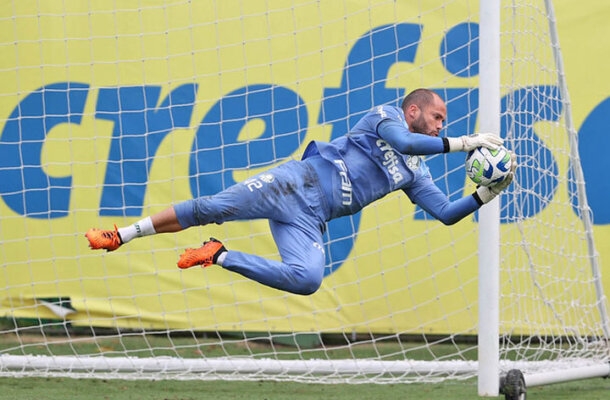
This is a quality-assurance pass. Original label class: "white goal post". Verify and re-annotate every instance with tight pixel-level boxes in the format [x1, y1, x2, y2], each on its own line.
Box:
[0, 0, 608, 396]
[478, 0, 609, 396]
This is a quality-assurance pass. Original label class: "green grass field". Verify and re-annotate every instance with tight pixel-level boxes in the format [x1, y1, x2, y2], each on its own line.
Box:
[0, 331, 608, 399]
[1, 376, 609, 400]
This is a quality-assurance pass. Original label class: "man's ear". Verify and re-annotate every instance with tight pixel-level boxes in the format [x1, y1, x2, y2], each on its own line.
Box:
[406, 104, 419, 120]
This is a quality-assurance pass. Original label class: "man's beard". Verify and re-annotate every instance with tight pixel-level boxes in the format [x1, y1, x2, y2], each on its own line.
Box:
[410, 115, 431, 135]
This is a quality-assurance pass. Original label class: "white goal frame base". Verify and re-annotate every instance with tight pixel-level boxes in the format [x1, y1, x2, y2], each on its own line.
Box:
[1, 355, 608, 386]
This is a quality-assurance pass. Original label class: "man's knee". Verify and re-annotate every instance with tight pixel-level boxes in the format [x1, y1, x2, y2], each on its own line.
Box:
[286, 264, 323, 295]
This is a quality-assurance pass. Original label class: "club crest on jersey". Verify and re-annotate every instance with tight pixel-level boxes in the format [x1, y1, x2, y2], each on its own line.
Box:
[259, 173, 275, 183]
[406, 155, 421, 171]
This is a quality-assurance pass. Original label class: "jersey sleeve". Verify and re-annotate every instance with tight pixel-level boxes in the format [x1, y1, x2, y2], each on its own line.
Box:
[348, 105, 404, 133]
[403, 175, 481, 225]
[378, 119, 446, 155]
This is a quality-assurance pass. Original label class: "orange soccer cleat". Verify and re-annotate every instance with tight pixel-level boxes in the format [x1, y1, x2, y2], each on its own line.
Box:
[177, 238, 226, 269]
[85, 225, 123, 251]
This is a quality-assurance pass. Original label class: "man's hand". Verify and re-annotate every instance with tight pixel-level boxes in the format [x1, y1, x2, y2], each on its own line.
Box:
[447, 133, 504, 152]
[475, 152, 518, 204]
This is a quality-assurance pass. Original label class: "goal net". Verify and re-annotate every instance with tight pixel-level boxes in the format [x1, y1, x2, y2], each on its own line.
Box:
[0, 0, 608, 389]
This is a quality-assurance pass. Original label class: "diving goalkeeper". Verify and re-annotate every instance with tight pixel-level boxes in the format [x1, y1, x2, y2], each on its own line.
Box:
[86, 88, 516, 295]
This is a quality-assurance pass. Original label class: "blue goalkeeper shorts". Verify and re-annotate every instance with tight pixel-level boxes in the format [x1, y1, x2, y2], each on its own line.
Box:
[173, 157, 332, 295]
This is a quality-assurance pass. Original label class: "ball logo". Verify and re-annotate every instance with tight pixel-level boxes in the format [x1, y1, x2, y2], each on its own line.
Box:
[465, 146, 511, 187]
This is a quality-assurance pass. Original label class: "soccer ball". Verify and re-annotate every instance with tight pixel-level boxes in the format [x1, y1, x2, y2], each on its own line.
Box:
[465, 146, 512, 186]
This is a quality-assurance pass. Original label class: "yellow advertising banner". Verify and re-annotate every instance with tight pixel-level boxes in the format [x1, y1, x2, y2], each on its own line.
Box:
[0, 0, 608, 335]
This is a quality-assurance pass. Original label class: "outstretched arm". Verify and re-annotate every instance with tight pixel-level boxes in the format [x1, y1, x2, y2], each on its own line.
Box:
[377, 120, 503, 156]
[405, 153, 516, 225]
[405, 180, 480, 225]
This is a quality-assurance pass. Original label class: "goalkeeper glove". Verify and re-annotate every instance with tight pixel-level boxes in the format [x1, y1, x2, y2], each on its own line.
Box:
[474, 152, 517, 204]
[446, 133, 504, 152]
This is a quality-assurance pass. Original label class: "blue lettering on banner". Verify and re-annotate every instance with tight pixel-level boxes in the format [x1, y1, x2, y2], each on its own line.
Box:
[569, 98, 610, 224]
[190, 84, 307, 197]
[0, 22, 607, 276]
[96, 84, 198, 216]
[0, 82, 89, 218]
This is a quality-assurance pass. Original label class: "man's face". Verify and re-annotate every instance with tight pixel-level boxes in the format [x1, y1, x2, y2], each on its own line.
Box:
[406, 96, 447, 136]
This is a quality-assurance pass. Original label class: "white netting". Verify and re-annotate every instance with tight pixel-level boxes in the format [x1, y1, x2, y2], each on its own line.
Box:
[0, 0, 607, 386]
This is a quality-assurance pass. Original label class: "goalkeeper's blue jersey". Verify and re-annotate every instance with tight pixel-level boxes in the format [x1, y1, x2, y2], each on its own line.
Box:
[302, 104, 441, 219]
[175, 104, 480, 294]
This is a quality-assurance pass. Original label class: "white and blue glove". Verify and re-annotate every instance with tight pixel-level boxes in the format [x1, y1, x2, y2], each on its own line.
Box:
[447, 133, 504, 152]
[475, 151, 518, 204]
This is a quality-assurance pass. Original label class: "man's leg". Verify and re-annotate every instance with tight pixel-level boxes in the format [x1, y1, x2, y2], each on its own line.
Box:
[85, 164, 283, 252]
[86, 159, 330, 292]
[85, 206, 186, 251]
[220, 219, 326, 295]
